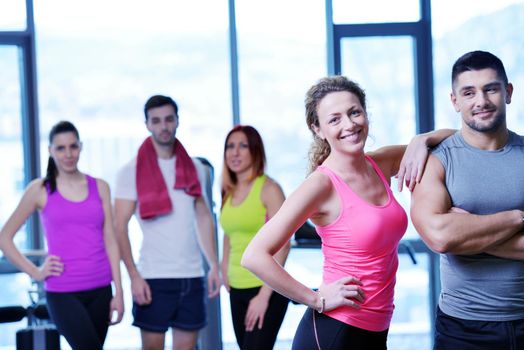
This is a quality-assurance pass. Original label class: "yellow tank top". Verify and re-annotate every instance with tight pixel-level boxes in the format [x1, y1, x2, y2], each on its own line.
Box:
[220, 175, 267, 289]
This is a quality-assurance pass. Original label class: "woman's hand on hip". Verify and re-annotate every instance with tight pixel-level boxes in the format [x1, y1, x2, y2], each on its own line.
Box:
[319, 275, 365, 312]
[35, 255, 63, 281]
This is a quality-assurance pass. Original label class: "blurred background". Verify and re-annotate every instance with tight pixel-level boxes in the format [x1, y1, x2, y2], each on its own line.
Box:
[1, 0, 523, 348]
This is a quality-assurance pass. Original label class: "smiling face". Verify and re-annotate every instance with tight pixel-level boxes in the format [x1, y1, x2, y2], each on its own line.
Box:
[312, 91, 369, 155]
[49, 131, 82, 174]
[225, 131, 254, 176]
[145, 104, 179, 146]
[451, 68, 513, 133]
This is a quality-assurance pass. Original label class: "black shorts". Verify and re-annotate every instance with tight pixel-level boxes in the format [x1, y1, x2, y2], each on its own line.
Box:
[132, 277, 206, 333]
[435, 306, 524, 350]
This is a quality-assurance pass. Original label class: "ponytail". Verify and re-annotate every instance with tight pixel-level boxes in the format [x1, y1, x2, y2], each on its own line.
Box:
[308, 136, 331, 174]
[44, 157, 58, 193]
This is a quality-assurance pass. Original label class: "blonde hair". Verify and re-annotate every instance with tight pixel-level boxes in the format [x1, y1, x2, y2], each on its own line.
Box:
[305, 76, 367, 173]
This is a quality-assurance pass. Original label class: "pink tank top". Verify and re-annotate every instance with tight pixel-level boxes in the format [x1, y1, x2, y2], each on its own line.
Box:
[40, 175, 112, 292]
[316, 156, 407, 331]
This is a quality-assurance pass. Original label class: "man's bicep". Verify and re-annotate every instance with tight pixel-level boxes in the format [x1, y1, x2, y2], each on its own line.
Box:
[410, 156, 451, 231]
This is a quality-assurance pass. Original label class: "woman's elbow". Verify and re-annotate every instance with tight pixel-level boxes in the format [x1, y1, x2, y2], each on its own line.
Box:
[240, 249, 256, 273]
[0, 234, 9, 252]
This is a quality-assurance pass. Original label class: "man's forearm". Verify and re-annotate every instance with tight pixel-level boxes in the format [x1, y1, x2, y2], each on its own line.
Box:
[196, 217, 219, 268]
[418, 210, 523, 254]
[115, 225, 140, 278]
[486, 231, 524, 260]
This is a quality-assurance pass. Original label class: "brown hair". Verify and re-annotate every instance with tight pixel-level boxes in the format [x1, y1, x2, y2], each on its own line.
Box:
[221, 125, 266, 206]
[44, 121, 80, 193]
[305, 76, 367, 173]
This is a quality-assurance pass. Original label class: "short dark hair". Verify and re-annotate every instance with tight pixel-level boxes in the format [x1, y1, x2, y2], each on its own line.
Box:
[452, 51, 508, 87]
[144, 95, 179, 121]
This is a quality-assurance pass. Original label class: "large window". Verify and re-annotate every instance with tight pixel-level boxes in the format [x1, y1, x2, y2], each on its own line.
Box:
[0, 0, 40, 345]
[333, 0, 420, 24]
[235, 0, 326, 191]
[0, 0, 26, 30]
[0, 46, 26, 250]
[4, 0, 524, 349]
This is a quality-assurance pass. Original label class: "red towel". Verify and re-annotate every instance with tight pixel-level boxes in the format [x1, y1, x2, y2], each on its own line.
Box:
[136, 137, 202, 219]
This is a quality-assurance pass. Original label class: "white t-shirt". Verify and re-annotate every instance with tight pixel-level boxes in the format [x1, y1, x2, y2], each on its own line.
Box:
[115, 156, 208, 279]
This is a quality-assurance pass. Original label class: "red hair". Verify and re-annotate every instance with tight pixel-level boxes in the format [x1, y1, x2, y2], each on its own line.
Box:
[221, 125, 266, 206]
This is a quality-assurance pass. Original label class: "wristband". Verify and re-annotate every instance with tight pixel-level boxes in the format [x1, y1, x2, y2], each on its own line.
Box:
[316, 293, 325, 314]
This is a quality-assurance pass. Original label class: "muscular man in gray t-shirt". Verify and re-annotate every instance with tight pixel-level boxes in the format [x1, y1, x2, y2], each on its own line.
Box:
[411, 51, 524, 349]
[433, 130, 524, 321]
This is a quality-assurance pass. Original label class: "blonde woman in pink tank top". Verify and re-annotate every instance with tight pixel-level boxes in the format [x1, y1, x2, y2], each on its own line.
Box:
[242, 76, 454, 350]
[0, 121, 124, 350]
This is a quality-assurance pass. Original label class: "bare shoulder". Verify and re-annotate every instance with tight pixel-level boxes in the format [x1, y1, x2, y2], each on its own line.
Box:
[304, 169, 332, 192]
[287, 170, 333, 205]
[95, 178, 111, 198]
[25, 178, 48, 196]
[27, 178, 46, 192]
[262, 176, 284, 195]
[23, 178, 47, 209]
[277, 170, 334, 223]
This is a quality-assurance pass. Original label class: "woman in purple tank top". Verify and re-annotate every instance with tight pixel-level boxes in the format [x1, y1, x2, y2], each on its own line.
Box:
[0, 121, 124, 350]
[242, 76, 455, 350]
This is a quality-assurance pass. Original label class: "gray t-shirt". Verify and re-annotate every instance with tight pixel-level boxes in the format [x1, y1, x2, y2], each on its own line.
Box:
[433, 130, 524, 321]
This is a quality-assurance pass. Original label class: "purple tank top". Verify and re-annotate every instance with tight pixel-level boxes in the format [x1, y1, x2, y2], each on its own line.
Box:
[40, 175, 112, 292]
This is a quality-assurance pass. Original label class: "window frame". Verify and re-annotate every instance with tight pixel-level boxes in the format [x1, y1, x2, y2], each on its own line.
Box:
[0, 0, 42, 273]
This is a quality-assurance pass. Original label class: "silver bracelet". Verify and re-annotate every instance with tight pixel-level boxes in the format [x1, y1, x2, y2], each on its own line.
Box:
[316, 293, 325, 314]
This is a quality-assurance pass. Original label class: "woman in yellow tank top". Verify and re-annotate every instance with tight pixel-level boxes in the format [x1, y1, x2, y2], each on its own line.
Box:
[219, 125, 290, 349]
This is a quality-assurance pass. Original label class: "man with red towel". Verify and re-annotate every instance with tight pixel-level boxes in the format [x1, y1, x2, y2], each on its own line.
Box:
[114, 95, 221, 350]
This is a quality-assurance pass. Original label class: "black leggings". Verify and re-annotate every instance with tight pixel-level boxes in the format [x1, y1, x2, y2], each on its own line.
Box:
[229, 286, 289, 350]
[292, 308, 389, 350]
[46, 285, 112, 350]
